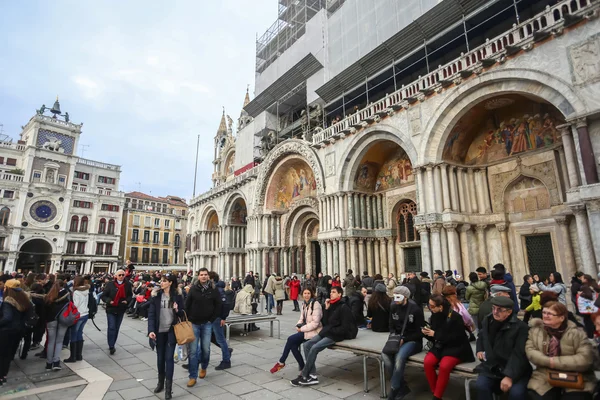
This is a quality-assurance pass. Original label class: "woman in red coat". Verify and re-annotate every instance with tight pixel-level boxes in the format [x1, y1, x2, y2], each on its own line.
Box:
[289, 276, 301, 312]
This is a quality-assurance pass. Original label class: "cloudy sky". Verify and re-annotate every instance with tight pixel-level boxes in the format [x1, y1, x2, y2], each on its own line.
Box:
[0, 1, 276, 200]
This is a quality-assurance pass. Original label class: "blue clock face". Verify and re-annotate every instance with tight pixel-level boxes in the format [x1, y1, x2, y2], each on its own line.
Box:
[29, 201, 57, 223]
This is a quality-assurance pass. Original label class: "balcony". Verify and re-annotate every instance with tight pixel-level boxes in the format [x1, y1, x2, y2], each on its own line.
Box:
[71, 185, 125, 198]
[312, 0, 598, 146]
[77, 157, 121, 171]
[0, 141, 26, 151]
[1, 172, 24, 182]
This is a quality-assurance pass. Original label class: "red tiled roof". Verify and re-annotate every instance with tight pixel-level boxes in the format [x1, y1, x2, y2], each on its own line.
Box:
[126, 191, 187, 207]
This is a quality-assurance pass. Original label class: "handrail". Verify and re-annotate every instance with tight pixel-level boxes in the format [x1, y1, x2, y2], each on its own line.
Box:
[312, 0, 596, 146]
[190, 166, 259, 205]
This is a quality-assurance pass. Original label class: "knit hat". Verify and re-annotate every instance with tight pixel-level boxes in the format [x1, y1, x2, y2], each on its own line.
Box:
[393, 286, 411, 298]
[420, 272, 429, 278]
[4, 279, 21, 289]
[490, 285, 511, 295]
[374, 283, 387, 293]
[491, 296, 514, 309]
[434, 270, 444, 276]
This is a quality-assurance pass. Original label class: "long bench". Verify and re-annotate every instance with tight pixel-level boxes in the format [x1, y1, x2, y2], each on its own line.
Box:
[224, 314, 280, 345]
[330, 331, 484, 400]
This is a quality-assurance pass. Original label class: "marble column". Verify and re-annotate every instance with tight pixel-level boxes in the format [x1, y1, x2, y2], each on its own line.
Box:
[333, 239, 339, 277]
[416, 167, 426, 214]
[440, 228, 450, 272]
[387, 237, 396, 277]
[338, 194, 345, 229]
[467, 169, 478, 213]
[444, 223, 462, 277]
[572, 204, 597, 274]
[262, 248, 268, 277]
[558, 124, 581, 188]
[575, 118, 599, 184]
[349, 238, 357, 273]
[339, 239, 347, 274]
[457, 168, 467, 213]
[475, 170, 486, 214]
[360, 194, 367, 229]
[372, 196, 379, 229]
[283, 248, 289, 276]
[476, 224, 488, 267]
[319, 199, 325, 231]
[326, 240, 334, 277]
[353, 194, 361, 229]
[374, 239, 381, 275]
[319, 241, 327, 275]
[449, 166, 459, 211]
[429, 224, 443, 272]
[433, 165, 443, 213]
[481, 168, 492, 213]
[366, 196, 373, 229]
[381, 238, 389, 277]
[496, 223, 512, 272]
[348, 193, 354, 229]
[418, 226, 432, 275]
[366, 239, 374, 277]
[426, 165, 435, 213]
[440, 165, 451, 212]
[275, 217, 280, 247]
[358, 239, 366, 275]
[459, 224, 473, 273]
[330, 197, 336, 231]
[378, 194, 384, 229]
[555, 216, 576, 278]
[299, 246, 305, 274]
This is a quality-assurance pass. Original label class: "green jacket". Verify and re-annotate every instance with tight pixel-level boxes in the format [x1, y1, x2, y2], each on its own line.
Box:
[465, 280, 488, 316]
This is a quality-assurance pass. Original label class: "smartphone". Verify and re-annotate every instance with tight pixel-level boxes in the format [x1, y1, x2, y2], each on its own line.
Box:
[423, 321, 431, 329]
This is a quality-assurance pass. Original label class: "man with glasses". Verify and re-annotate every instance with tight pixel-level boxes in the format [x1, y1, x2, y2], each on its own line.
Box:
[101, 269, 133, 355]
[474, 296, 531, 399]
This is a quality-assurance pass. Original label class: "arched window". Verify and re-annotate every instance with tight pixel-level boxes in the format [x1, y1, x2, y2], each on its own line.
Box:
[175, 234, 181, 247]
[107, 219, 115, 235]
[70, 216, 79, 232]
[397, 201, 419, 243]
[80, 216, 88, 233]
[0, 207, 10, 226]
[98, 218, 106, 234]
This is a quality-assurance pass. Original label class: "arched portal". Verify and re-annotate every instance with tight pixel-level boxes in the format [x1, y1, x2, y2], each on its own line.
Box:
[17, 238, 53, 274]
[196, 208, 220, 273]
[286, 205, 321, 276]
[223, 195, 248, 279]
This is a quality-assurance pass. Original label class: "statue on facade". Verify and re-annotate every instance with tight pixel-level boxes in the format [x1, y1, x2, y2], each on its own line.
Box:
[64, 112, 70, 123]
[37, 105, 46, 115]
[260, 131, 276, 157]
[226, 115, 234, 136]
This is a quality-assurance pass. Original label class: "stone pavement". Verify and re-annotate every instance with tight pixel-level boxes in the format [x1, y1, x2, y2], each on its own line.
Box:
[5, 301, 470, 399]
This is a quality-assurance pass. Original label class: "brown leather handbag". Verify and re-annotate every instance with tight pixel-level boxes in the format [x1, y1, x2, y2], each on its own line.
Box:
[173, 311, 195, 345]
[546, 370, 584, 390]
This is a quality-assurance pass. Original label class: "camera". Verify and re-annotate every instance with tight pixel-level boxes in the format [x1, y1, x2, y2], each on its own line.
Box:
[296, 323, 305, 328]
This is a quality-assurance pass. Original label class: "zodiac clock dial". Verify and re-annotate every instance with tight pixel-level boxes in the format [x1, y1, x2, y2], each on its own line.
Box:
[29, 201, 58, 223]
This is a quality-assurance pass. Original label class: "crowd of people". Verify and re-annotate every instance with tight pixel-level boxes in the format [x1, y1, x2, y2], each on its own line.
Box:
[1, 263, 600, 400]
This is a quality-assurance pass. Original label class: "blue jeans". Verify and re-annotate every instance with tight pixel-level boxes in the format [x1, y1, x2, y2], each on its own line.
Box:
[266, 294, 274, 313]
[301, 334, 335, 378]
[156, 329, 176, 379]
[381, 341, 422, 390]
[212, 318, 230, 363]
[106, 312, 125, 349]
[189, 322, 212, 379]
[71, 315, 89, 342]
[475, 374, 529, 400]
[96, 292, 103, 305]
[280, 331, 305, 370]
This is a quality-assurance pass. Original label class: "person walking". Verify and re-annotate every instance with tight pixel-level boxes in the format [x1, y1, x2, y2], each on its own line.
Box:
[148, 274, 185, 400]
[44, 280, 71, 370]
[101, 269, 133, 355]
[264, 274, 276, 314]
[64, 276, 89, 363]
[289, 276, 301, 311]
[271, 288, 322, 375]
[274, 275, 286, 315]
[185, 268, 221, 387]
[209, 272, 232, 371]
[0, 279, 30, 385]
[465, 272, 487, 331]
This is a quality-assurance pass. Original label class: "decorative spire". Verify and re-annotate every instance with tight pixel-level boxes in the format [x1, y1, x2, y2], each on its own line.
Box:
[50, 96, 61, 116]
[216, 107, 227, 137]
[243, 85, 250, 107]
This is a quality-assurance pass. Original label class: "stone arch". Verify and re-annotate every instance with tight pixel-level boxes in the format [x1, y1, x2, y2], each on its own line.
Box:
[223, 191, 248, 224]
[338, 126, 419, 192]
[421, 68, 588, 163]
[282, 197, 319, 247]
[289, 209, 319, 248]
[501, 174, 552, 214]
[198, 204, 220, 231]
[18, 237, 56, 253]
[222, 149, 236, 177]
[254, 139, 325, 212]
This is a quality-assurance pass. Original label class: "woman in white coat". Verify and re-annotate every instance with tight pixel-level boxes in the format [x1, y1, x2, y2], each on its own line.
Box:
[270, 288, 322, 374]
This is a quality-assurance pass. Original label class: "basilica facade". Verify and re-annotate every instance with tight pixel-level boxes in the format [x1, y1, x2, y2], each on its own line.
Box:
[187, 0, 600, 283]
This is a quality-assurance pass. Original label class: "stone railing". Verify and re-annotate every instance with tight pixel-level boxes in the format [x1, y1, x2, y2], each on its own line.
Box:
[76, 157, 121, 171]
[72, 185, 124, 197]
[34, 114, 82, 129]
[0, 142, 26, 151]
[0, 172, 24, 182]
[312, 0, 597, 146]
[191, 166, 259, 205]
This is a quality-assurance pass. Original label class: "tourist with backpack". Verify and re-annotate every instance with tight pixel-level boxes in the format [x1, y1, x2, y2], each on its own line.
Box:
[209, 272, 232, 371]
[101, 269, 133, 355]
[0, 279, 31, 385]
[44, 280, 71, 371]
[64, 276, 89, 363]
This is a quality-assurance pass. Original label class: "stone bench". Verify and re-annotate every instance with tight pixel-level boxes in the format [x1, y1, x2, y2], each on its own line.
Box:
[225, 314, 280, 345]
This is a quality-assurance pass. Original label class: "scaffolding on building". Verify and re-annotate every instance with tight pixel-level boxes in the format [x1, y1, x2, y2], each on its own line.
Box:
[255, 0, 327, 74]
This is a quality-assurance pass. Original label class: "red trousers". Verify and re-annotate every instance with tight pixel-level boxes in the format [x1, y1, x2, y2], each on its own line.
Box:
[423, 352, 461, 398]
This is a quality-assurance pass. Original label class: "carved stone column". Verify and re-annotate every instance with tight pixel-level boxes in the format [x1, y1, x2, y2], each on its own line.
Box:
[555, 216, 576, 278]
[456, 167, 467, 213]
[360, 194, 367, 229]
[444, 223, 462, 276]
[459, 224, 474, 272]
[449, 166, 459, 211]
[333, 239, 340, 277]
[339, 239, 347, 275]
[348, 193, 354, 229]
[349, 238, 357, 273]
[481, 168, 492, 213]
[429, 224, 443, 272]
[319, 241, 327, 275]
[496, 223, 511, 272]
[372, 196, 379, 229]
[417, 226, 432, 275]
[374, 239, 381, 275]
[467, 169, 478, 213]
[282, 248, 289, 276]
[366, 195, 373, 230]
[575, 118, 599, 184]
[558, 124, 581, 188]
[440, 228, 450, 272]
[381, 238, 389, 277]
[426, 165, 435, 214]
[366, 238, 374, 277]
[338, 194, 345, 229]
[433, 165, 444, 213]
[440, 164, 451, 212]
[262, 248, 268, 277]
[387, 237, 397, 277]
[416, 167, 426, 214]
[353, 194, 361, 229]
[358, 239, 366, 275]
[476, 224, 488, 267]
[378, 194, 385, 229]
[475, 169, 486, 214]
[326, 240, 334, 277]
[572, 204, 597, 274]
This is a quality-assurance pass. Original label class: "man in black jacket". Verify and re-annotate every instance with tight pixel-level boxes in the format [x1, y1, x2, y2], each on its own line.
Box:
[101, 269, 133, 355]
[185, 268, 221, 387]
[475, 296, 531, 399]
[382, 286, 424, 400]
[291, 286, 357, 387]
[346, 287, 367, 327]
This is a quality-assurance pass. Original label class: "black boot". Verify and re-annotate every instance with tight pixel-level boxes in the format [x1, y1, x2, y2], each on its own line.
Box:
[164, 379, 172, 400]
[64, 342, 77, 363]
[76, 340, 84, 361]
[154, 374, 165, 393]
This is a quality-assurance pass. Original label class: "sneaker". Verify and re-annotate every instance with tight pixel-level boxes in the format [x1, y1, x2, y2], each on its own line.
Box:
[215, 361, 231, 370]
[109, 347, 116, 355]
[45, 362, 52, 371]
[52, 361, 61, 371]
[270, 362, 285, 374]
[299, 375, 319, 386]
[290, 376, 304, 387]
[141, 317, 148, 321]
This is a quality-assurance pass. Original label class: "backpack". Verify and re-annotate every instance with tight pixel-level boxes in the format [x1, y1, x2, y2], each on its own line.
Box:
[24, 303, 39, 329]
[87, 288, 98, 319]
[58, 301, 81, 327]
[344, 304, 359, 340]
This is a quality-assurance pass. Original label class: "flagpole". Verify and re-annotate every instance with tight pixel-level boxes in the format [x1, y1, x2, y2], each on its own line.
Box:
[193, 134, 200, 197]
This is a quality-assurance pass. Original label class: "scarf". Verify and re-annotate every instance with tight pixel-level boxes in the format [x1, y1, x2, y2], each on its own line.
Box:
[544, 319, 568, 357]
[490, 279, 506, 285]
[111, 280, 126, 307]
[329, 297, 341, 305]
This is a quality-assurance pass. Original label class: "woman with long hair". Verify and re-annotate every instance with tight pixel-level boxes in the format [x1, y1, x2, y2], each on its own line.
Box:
[526, 301, 596, 399]
[270, 288, 322, 375]
[422, 294, 474, 400]
[537, 272, 567, 305]
[367, 284, 391, 332]
[64, 276, 90, 363]
[0, 279, 31, 385]
[578, 274, 600, 338]
[44, 279, 70, 371]
[148, 274, 184, 400]
[442, 285, 475, 336]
